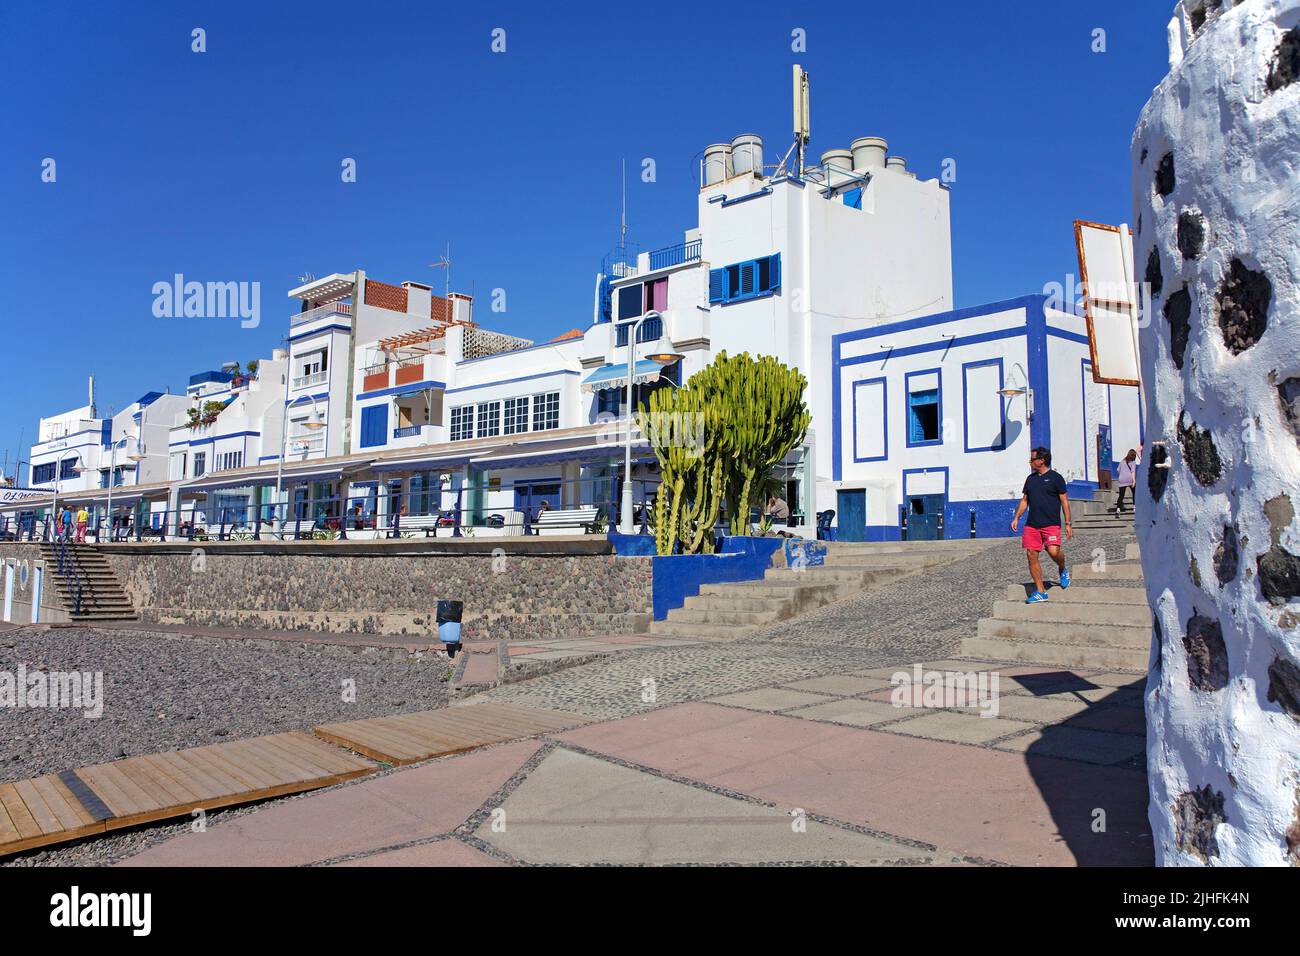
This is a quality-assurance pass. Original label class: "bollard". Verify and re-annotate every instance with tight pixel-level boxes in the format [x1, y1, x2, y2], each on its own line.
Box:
[437, 599, 463, 659]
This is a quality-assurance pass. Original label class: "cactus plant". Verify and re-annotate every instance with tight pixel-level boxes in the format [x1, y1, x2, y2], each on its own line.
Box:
[637, 351, 808, 552]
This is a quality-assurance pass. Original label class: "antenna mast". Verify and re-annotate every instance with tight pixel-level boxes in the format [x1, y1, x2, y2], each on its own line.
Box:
[793, 64, 811, 176]
[429, 242, 452, 324]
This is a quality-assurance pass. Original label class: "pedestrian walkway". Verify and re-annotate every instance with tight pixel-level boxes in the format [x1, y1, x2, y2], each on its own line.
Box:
[116, 657, 1150, 867]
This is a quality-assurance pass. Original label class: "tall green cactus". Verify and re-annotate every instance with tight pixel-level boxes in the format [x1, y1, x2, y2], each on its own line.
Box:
[637, 350, 807, 552]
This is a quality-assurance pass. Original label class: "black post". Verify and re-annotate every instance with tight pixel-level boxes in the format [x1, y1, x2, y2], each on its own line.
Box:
[254, 511, 263, 541]
[452, 487, 462, 538]
[294, 512, 303, 540]
[900, 507, 908, 542]
[970, 509, 977, 539]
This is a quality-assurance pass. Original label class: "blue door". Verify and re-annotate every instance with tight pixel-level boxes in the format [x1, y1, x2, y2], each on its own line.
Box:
[906, 494, 944, 541]
[836, 490, 866, 542]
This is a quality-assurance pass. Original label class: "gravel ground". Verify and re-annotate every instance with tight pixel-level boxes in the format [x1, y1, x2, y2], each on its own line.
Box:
[0, 627, 450, 786]
[3, 527, 1135, 866]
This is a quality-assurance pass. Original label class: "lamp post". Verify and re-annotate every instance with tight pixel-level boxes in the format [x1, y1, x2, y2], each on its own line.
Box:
[104, 431, 142, 542]
[996, 363, 1035, 437]
[276, 396, 324, 527]
[49, 450, 87, 541]
[618, 311, 681, 534]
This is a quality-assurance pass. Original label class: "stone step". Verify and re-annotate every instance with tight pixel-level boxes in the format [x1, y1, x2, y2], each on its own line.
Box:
[959, 636, 1147, 672]
[823, 541, 993, 555]
[1071, 562, 1145, 581]
[976, 617, 1149, 650]
[665, 607, 785, 626]
[822, 552, 955, 569]
[766, 566, 908, 585]
[1125, 542, 1141, 560]
[1003, 584, 1149, 605]
[698, 581, 848, 601]
[683, 593, 794, 613]
[1072, 513, 1135, 527]
[648, 619, 760, 640]
[992, 599, 1151, 627]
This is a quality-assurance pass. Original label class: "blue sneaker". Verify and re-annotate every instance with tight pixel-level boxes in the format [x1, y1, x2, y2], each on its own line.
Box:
[1059, 568, 1071, 589]
[1025, 590, 1050, 604]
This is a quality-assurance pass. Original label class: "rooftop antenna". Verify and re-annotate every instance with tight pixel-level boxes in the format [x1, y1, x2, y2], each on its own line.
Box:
[620, 158, 628, 248]
[297, 272, 315, 284]
[429, 241, 452, 324]
[88, 374, 96, 416]
[793, 64, 811, 177]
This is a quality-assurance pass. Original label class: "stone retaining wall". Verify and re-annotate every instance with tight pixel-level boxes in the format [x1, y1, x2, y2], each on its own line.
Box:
[0, 541, 654, 641]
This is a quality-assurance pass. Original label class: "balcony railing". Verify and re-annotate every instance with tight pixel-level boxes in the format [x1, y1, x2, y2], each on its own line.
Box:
[362, 363, 389, 392]
[288, 433, 324, 453]
[291, 301, 352, 327]
[393, 425, 424, 439]
[647, 239, 702, 271]
[394, 357, 425, 386]
[292, 370, 327, 390]
[615, 314, 664, 348]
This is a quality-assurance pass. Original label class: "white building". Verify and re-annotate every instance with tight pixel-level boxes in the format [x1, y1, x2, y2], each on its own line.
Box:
[9, 113, 1143, 541]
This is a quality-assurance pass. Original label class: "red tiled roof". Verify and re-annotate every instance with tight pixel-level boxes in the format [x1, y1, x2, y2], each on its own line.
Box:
[549, 328, 584, 342]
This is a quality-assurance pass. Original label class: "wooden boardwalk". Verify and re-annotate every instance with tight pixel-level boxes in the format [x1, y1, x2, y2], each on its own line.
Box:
[314, 701, 592, 765]
[1, 702, 593, 858]
[0, 732, 376, 857]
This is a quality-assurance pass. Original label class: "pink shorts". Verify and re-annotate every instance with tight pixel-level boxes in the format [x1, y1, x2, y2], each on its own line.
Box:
[1022, 525, 1061, 551]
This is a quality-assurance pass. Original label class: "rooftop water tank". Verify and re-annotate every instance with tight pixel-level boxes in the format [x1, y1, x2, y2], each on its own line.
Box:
[703, 143, 733, 186]
[730, 134, 764, 176]
[821, 149, 853, 171]
[886, 155, 908, 174]
[851, 136, 888, 171]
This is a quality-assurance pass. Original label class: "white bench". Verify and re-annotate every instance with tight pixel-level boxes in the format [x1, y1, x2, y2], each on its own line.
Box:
[390, 514, 446, 537]
[534, 507, 601, 535]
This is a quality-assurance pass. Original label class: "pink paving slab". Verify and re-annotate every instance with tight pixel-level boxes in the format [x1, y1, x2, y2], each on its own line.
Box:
[557, 702, 1151, 866]
[118, 740, 542, 867]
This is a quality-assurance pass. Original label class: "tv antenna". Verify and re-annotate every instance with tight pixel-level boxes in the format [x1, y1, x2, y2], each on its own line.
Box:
[429, 242, 452, 320]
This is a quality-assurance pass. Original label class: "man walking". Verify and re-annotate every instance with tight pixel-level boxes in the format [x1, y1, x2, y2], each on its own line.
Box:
[1010, 446, 1073, 603]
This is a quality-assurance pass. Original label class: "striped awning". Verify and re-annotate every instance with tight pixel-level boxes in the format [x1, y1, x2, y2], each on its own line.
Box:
[580, 360, 663, 393]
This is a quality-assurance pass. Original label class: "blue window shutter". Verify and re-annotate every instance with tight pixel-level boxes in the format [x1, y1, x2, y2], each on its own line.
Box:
[738, 261, 756, 296]
[708, 268, 726, 303]
[360, 405, 387, 448]
[768, 253, 781, 292]
[908, 403, 922, 444]
[843, 187, 862, 209]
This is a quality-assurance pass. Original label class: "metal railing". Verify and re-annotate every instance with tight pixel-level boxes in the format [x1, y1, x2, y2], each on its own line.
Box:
[647, 239, 702, 271]
[28, 476, 661, 544]
[615, 315, 664, 347]
[291, 370, 328, 390]
[53, 536, 85, 615]
[392, 425, 424, 439]
[290, 301, 352, 327]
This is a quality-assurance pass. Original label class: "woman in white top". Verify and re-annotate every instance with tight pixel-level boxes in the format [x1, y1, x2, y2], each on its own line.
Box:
[1112, 449, 1138, 514]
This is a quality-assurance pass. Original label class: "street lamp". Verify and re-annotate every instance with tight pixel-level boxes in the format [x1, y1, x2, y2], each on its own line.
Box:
[48, 450, 87, 541]
[276, 395, 324, 495]
[618, 311, 678, 535]
[104, 431, 141, 542]
[997, 363, 1035, 423]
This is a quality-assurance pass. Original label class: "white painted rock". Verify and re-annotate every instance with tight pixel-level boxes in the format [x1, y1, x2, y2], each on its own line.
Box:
[1133, 0, 1300, 866]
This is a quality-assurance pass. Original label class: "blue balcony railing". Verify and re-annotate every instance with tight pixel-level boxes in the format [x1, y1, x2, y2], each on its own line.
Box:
[393, 425, 423, 440]
[647, 239, 702, 271]
[615, 314, 663, 348]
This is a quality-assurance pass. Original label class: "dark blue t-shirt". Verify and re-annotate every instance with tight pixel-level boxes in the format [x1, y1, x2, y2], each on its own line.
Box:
[1022, 469, 1068, 528]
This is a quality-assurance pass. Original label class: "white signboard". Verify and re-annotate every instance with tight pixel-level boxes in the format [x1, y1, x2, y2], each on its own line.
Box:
[1074, 220, 1141, 387]
[0, 488, 46, 506]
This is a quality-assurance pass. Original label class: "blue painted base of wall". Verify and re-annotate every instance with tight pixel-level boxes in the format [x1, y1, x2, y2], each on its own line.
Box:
[651, 536, 784, 620]
[866, 498, 1022, 542]
[608, 531, 657, 556]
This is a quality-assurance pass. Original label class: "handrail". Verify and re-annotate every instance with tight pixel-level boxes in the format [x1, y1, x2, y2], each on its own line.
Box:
[54, 536, 85, 616]
[647, 239, 703, 271]
[290, 301, 352, 327]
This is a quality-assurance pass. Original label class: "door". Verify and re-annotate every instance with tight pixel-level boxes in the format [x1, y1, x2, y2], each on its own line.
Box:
[1097, 424, 1113, 489]
[907, 494, 944, 541]
[3, 563, 13, 622]
[836, 490, 866, 542]
[31, 565, 42, 623]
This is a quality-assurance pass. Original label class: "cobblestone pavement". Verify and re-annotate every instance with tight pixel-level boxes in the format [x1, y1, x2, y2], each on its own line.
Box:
[483, 529, 1138, 720]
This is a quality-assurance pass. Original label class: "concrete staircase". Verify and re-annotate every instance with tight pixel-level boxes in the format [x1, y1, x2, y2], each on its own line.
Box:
[961, 542, 1149, 671]
[1069, 490, 1135, 530]
[37, 543, 138, 623]
[649, 540, 996, 641]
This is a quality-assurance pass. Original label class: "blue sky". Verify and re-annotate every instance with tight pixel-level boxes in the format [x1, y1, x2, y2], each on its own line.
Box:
[0, 0, 1170, 475]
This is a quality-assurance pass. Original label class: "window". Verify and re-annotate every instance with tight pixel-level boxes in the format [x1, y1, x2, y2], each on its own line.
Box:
[192, 452, 207, 477]
[32, 462, 56, 484]
[450, 405, 474, 441]
[476, 401, 501, 438]
[217, 451, 243, 471]
[617, 284, 643, 321]
[906, 370, 943, 446]
[842, 187, 863, 210]
[359, 405, 388, 448]
[300, 349, 327, 376]
[533, 391, 560, 431]
[708, 253, 781, 304]
[59, 458, 78, 480]
[504, 396, 530, 435]
[170, 453, 187, 481]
